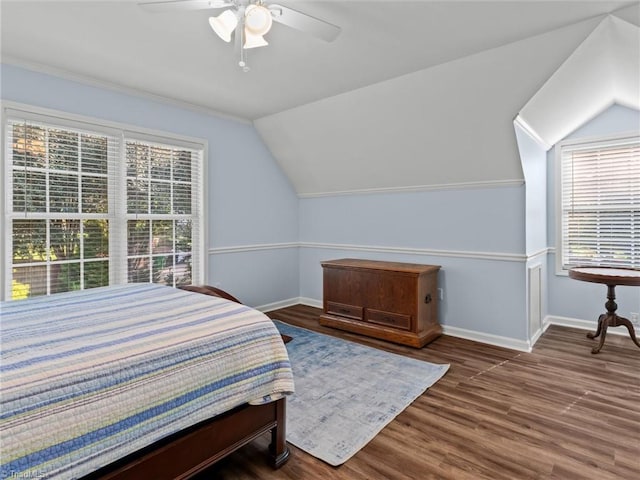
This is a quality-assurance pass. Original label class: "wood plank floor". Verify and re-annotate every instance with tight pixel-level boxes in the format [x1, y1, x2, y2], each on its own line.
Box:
[197, 305, 640, 479]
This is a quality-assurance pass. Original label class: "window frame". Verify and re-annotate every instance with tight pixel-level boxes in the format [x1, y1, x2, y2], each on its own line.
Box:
[555, 130, 639, 274]
[1, 102, 207, 301]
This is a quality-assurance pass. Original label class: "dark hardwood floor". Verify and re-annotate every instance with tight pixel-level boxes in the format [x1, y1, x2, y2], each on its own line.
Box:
[198, 305, 640, 479]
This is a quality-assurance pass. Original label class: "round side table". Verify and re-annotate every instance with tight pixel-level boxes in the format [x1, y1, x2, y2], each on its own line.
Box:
[568, 267, 640, 354]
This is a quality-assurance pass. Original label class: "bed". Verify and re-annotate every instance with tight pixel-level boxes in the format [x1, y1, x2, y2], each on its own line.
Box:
[0, 283, 295, 479]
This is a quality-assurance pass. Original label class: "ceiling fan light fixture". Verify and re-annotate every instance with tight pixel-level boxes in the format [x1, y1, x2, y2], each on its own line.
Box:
[244, 4, 272, 36]
[243, 4, 272, 49]
[243, 31, 268, 49]
[209, 9, 238, 43]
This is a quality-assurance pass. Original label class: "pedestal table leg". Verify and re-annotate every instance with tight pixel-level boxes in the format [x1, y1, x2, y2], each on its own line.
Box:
[587, 314, 606, 340]
[589, 284, 617, 355]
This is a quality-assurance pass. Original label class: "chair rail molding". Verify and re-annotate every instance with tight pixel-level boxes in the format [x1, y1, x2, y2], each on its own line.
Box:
[299, 242, 527, 263]
[209, 242, 527, 263]
[209, 242, 299, 254]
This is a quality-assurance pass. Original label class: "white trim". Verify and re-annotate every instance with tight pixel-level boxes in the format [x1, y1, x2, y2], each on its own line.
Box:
[200, 143, 209, 285]
[526, 248, 550, 262]
[513, 114, 552, 151]
[259, 306, 630, 346]
[297, 179, 524, 199]
[529, 321, 551, 348]
[527, 263, 543, 340]
[555, 130, 640, 149]
[554, 141, 563, 274]
[299, 242, 526, 263]
[2, 58, 251, 125]
[255, 297, 302, 313]
[1, 107, 8, 299]
[255, 296, 322, 313]
[209, 242, 298, 255]
[208, 241, 527, 262]
[442, 325, 533, 352]
[547, 248, 572, 277]
[544, 315, 630, 336]
[285, 295, 533, 351]
[299, 297, 323, 309]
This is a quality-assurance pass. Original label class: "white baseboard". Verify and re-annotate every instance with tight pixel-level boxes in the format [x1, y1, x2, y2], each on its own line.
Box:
[528, 321, 551, 349]
[299, 297, 323, 308]
[267, 296, 532, 352]
[442, 325, 532, 352]
[255, 297, 302, 313]
[257, 296, 322, 313]
[259, 304, 631, 349]
[544, 315, 631, 336]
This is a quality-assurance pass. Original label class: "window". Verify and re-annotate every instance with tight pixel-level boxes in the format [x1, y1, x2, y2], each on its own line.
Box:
[558, 134, 639, 270]
[125, 140, 199, 286]
[3, 107, 204, 300]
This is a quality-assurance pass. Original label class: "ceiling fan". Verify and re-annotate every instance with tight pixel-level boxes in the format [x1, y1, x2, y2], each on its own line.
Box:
[139, 0, 341, 72]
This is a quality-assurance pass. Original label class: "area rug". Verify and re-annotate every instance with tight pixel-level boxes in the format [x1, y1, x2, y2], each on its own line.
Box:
[274, 321, 449, 466]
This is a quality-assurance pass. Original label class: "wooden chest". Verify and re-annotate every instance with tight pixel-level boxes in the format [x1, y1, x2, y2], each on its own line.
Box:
[319, 258, 441, 348]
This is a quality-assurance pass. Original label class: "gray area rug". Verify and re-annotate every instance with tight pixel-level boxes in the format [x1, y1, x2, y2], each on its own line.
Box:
[274, 321, 449, 466]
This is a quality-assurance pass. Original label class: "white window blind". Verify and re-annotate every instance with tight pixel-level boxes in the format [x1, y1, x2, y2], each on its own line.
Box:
[559, 135, 639, 269]
[4, 109, 204, 300]
[7, 118, 119, 298]
[124, 139, 203, 287]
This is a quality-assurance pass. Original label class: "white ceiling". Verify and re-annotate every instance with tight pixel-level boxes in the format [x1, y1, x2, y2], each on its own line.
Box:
[1, 0, 636, 121]
[254, 8, 639, 195]
[520, 14, 640, 148]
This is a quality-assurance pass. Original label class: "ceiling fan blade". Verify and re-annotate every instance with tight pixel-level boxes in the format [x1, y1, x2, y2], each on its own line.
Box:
[269, 4, 340, 42]
[138, 0, 233, 12]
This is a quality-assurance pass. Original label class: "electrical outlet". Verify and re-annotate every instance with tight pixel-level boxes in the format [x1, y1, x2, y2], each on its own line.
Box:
[438, 288, 444, 301]
[631, 312, 639, 326]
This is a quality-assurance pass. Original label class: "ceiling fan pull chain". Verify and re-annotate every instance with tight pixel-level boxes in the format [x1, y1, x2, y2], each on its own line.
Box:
[236, 9, 250, 72]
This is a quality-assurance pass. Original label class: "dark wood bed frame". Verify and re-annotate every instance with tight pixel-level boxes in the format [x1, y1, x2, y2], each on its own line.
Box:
[85, 285, 290, 479]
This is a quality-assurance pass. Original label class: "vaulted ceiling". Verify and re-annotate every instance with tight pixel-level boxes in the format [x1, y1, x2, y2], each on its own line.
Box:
[519, 13, 640, 148]
[2, 1, 639, 195]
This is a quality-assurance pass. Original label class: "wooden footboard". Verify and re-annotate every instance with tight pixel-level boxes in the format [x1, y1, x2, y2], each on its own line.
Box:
[87, 397, 289, 479]
[178, 284, 242, 303]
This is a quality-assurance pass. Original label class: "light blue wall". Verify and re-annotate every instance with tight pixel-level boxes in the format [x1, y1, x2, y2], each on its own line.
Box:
[547, 104, 640, 322]
[299, 186, 529, 341]
[0, 64, 300, 307]
[299, 188, 525, 253]
[10, 63, 613, 345]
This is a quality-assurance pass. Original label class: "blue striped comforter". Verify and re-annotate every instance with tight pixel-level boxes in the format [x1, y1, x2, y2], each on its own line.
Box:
[0, 284, 294, 479]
